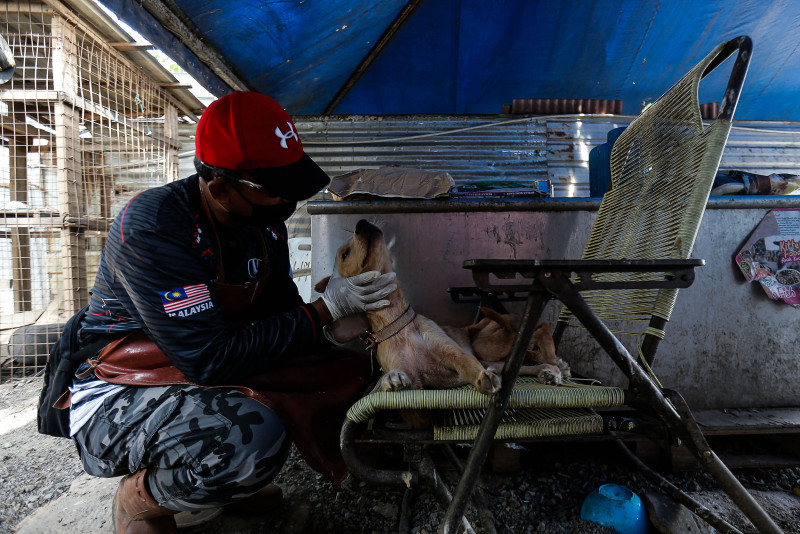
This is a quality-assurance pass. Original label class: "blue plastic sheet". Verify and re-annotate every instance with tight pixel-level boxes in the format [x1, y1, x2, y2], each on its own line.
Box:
[117, 0, 800, 119]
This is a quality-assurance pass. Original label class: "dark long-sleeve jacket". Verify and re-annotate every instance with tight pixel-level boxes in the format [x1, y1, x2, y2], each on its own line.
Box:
[78, 174, 324, 386]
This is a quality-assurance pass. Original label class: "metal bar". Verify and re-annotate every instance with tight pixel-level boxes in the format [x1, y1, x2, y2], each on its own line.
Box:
[418, 455, 476, 534]
[157, 82, 193, 89]
[398, 486, 415, 534]
[703, 36, 752, 121]
[552, 320, 567, 351]
[323, 0, 423, 114]
[109, 42, 155, 51]
[340, 419, 418, 488]
[466, 258, 705, 272]
[137, 0, 250, 92]
[308, 196, 800, 216]
[442, 290, 548, 533]
[614, 439, 744, 534]
[440, 445, 497, 534]
[308, 198, 602, 215]
[665, 391, 783, 534]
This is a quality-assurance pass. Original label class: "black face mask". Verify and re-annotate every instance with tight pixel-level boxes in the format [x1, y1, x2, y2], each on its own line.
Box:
[238, 201, 297, 228]
[226, 180, 297, 228]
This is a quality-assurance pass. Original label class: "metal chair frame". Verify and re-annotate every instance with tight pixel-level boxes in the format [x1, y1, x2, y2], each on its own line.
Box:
[341, 36, 781, 534]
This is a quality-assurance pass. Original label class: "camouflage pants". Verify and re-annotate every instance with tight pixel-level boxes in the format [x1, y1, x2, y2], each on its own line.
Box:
[72, 384, 291, 511]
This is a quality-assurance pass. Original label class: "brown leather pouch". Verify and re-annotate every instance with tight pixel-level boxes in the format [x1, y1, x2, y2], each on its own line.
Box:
[91, 331, 188, 385]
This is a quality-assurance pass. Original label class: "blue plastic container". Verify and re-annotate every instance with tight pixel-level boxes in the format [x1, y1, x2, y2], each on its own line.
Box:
[580, 484, 648, 534]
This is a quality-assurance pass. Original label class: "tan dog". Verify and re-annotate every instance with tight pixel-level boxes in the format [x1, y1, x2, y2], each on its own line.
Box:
[316, 219, 568, 393]
[443, 307, 570, 386]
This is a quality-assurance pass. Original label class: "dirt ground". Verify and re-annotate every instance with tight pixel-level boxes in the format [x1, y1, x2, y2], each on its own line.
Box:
[2, 376, 800, 534]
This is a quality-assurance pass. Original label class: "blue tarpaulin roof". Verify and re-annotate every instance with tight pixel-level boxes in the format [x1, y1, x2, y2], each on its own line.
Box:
[105, 0, 800, 120]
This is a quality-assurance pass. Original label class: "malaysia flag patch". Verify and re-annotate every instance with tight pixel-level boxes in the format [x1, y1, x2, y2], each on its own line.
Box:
[160, 283, 214, 318]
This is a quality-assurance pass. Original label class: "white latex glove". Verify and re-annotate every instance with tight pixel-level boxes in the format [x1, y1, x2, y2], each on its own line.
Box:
[321, 271, 397, 322]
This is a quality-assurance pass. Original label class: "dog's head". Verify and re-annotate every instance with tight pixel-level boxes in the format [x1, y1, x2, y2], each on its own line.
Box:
[314, 219, 393, 293]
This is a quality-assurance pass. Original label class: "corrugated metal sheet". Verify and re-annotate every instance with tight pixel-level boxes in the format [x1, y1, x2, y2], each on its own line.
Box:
[297, 115, 548, 186]
[298, 115, 800, 203]
[287, 114, 547, 238]
[546, 118, 800, 197]
[545, 117, 632, 197]
[720, 122, 800, 174]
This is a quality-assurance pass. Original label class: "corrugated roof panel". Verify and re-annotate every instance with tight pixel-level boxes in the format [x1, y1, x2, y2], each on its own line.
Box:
[297, 115, 548, 185]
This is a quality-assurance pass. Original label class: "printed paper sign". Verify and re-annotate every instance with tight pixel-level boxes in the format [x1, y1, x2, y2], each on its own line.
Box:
[735, 209, 800, 307]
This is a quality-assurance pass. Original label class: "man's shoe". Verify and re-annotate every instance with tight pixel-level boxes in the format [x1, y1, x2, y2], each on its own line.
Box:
[113, 469, 177, 534]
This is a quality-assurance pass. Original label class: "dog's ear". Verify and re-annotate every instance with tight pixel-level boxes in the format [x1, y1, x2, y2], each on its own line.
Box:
[313, 276, 331, 293]
[479, 307, 515, 332]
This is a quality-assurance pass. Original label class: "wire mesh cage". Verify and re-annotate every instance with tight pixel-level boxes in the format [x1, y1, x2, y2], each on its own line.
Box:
[0, 1, 180, 382]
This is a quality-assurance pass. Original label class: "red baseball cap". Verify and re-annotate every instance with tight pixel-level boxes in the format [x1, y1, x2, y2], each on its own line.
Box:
[195, 91, 329, 200]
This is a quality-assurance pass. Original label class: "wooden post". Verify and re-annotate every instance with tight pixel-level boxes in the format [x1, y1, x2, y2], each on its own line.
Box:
[9, 140, 32, 312]
[164, 104, 178, 182]
[52, 15, 87, 314]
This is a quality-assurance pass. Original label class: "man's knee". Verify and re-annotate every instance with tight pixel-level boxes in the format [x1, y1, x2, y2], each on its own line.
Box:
[186, 392, 290, 479]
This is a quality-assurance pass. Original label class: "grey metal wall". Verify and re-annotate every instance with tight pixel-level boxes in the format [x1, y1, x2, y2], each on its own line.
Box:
[310, 197, 800, 410]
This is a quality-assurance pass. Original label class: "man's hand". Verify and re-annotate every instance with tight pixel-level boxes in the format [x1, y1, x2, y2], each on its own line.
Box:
[323, 314, 371, 345]
[320, 271, 397, 322]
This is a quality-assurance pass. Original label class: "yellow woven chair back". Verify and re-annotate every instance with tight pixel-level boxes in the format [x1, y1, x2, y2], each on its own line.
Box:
[559, 41, 734, 334]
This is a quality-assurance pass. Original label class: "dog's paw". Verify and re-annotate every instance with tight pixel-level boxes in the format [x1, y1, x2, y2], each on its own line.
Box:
[380, 369, 412, 391]
[475, 368, 501, 394]
[536, 365, 563, 386]
[554, 358, 571, 379]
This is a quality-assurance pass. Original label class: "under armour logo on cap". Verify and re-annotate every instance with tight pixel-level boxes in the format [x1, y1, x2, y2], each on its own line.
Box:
[275, 121, 298, 149]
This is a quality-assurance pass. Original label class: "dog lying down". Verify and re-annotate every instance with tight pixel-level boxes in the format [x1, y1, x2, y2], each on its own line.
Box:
[314, 219, 571, 395]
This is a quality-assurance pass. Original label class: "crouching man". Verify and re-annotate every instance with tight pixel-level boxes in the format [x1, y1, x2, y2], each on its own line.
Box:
[40, 91, 395, 533]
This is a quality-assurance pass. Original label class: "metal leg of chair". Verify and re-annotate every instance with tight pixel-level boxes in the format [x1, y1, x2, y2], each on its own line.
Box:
[665, 392, 784, 534]
[341, 419, 420, 488]
[546, 275, 782, 532]
[417, 455, 476, 534]
[615, 439, 744, 534]
[440, 445, 497, 534]
[539, 273, 782, 533]
[442, 290, 549, 534]
[399, 485, 416, 534]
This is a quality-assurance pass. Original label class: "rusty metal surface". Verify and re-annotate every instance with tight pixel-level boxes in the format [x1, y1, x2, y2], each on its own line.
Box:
[700, 101, 719, 119]
[510, 99, 622, 115]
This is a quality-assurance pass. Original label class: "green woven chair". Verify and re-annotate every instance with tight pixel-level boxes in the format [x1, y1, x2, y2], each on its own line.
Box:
[341, 36, 778, 534]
